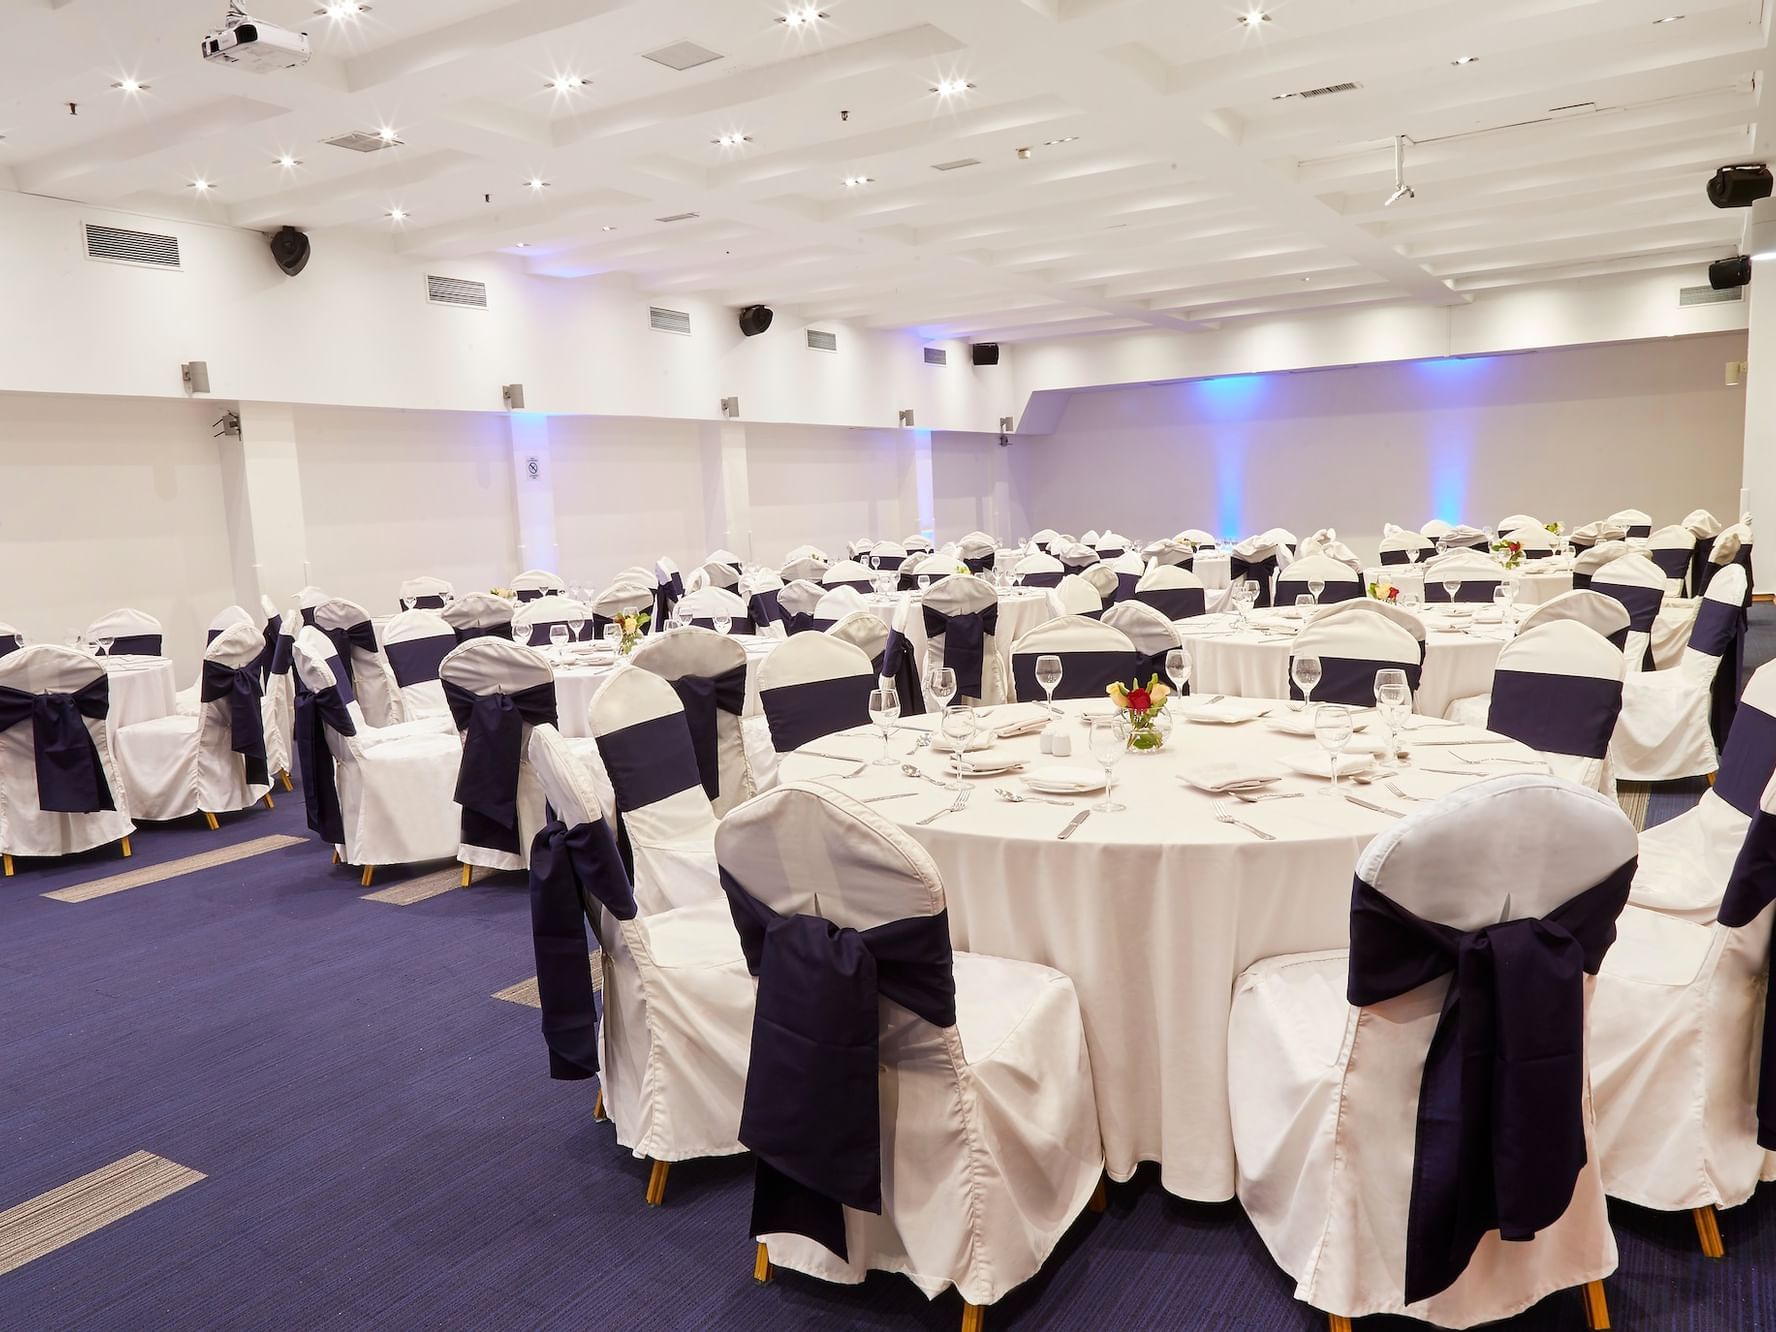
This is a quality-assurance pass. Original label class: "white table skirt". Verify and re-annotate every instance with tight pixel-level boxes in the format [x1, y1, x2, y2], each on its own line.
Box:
[777, 701, 1530, 1200]
[1193, 551, 1231, 590]
[103, 656, 177, 731]
[1514, 570, 1572, 606]
[551, 636, 778, 738]
[866, 589, 1055, 680]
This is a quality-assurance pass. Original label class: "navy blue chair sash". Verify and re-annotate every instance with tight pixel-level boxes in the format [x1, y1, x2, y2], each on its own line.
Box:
[300, 607, 320, 628]
[1115, 571, 1140, 602]
[0, 679, 116, 813]
[761, 675, 875, 753]
[443, 679, 558, 855]
[963, 555, 994, 574]
[827, 579, 873, 595]
[667, 666, 748, 802]
[384, 635, 455, 688]
[1692, 598, 1745, 746]
[1625, 523, 1652, 539]
[0, 634, 20, 659]
[783, 610, 820, 636]
[106, 633, 161, 657]
[690, 614, 756, 635]
[1347, 861, 1633, 1304]
[1288, 655, 1422, 706]
[1010, 650, 1138, 703]
[597, 712, 704, 813]
[528, 816, 635, 1080]
[749, 589, 782, 629]
[409, 594, 448, 610]
[1132, 586, 1206, 620]
[294, 682, 356, 844]
[1649, 547, 1693, 586]
[259, 617, 289, 684]
[1019, 570, 1062, 589]
[1595, 582, 1661, 633]
[454, 621, 513, 643]
[1278, 580, 1364, 606]
[1486, 671, 1621, 759]
[1716, 704, 1776, 816]
[1379, 549, 1417, 566]
[200, 660, 269, 787]
[322, 620, 379, 683]
[655, 571, 686, 627]
[1426, 579, 1502, 604]
[1570, 573, 1592, 592]
[1228, 555, 1279, 608]
[1718, 811, 1776, 1148]
[514, 588, 546, 603]
[880, 628, 925, 716]
[922, 604, 999, 699]
[721, 867, 957, 1260]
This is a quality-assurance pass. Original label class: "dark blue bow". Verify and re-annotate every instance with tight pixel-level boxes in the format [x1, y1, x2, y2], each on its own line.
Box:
[443, 679, 559, 854]
[722, 867, 957, 1260]
[259, 616, 289, 684]
[528, 816, 636, 1080]
[881, 627, 926, 716]
[0, 678, 116, 813]
[748, 588, 783, 629]
[923, 603, 999, 699]
[200, 660, 269, 787]
[1718, 811, 1776, 1148]
[1228, 554, 1278, 607]
[322, 620, 379, 684]
[783, 611, 819, 636]
[1347, 861, 1633, 1304]
[294, 682, 356, 844]
[667, 666, 748, 802]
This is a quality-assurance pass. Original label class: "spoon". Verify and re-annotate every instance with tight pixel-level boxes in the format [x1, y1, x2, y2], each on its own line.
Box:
[900, 763, 952, 789]
[995, 786, 1074, 807]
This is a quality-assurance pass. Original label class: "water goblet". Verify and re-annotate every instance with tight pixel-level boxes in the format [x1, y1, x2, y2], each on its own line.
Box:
[568, 611, 586, 641]
[1165, 646, 1191, 696]
[919, 575, 932, 592]
[1290, 653, 1322, 712]
[714, 614, 732, 636]
[1294, 594, 1315, 613]
[1034, 654, 1063, 715]
[603, 624, 621, 651]
[925, 659, 958, 715]
[1442, 579, 1460, 605]
[1314, 703, 1355, 798]
[1400, 588, 1424, 615]
[1308, 577, 1326, 605]
[96, 635, 114, 658]
[1373, 668, 1409, 770]
[1086, 714, 1129, 813]
[401, 597, 415, 612]
[940, 705, 978, 788]
[868, 686, 901, 766]
[549, 624, 570, 652]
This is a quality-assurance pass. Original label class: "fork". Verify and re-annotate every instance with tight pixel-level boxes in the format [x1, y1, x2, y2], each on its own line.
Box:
[1385, 781, 1429, 802]
[1450, 751, 1542, 766]
[917, 785, 972, 826]
[1212, 798, 1276, 840]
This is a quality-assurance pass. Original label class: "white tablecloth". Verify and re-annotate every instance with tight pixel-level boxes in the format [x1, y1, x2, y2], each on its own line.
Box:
[103, 656, 177, 731]
[1514, 570, 1572, 606]
[550, 636, 779, 738]
[1193, 551, 1231, 590]
[777, 700, 1533, 1200]
[866, 588, 1055, 682]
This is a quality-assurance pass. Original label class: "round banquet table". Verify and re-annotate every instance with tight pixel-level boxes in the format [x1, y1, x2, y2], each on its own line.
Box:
[777, 699, 1540, 1200]
[1192, 550, 1231, 590]
[1174, 606, 1512, 719]
[866, 588, 1055, 693]
[1513, 569, 1573, 607]
[549, 634, 779, 738]
[102, 655, 178, 731]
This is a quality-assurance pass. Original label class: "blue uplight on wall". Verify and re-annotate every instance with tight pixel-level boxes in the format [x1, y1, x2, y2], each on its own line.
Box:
[1187, 375, 1270, 536]
[1192, 373, 1268, 422]
[1410, 361, 1486, 523]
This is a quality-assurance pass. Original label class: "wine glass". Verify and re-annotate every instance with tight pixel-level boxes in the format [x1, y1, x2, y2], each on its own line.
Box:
[1294, 594, 1315, 613]
[1441, 579, 1460, 605]
[568, 609, 586, 641]
[919, 575, 932, 592]
[1232, 580, 1257, 624]
[940, 705, 978, 788]
[1034, 654, 1063, 715]
[1308, 577, 1326, 605]
[926, 658, 958, 715]
[1314, 703, 1355, 797]
[1291, 653, 1322, 711]
[714, 614, 732, 636]
[401, 597, 415, 612]
[96, 635, 114, 658]
[1165, 646, 1191, 696]
[868, 685, 901, 766]
[548, 624, 570, 652]
[1374, 669, 1410, 770]
[875, 571, 896, 602]
[1087, 714, 1128, 813]
[602, 624, 621, 650]
[1400, 588, 1424, 615]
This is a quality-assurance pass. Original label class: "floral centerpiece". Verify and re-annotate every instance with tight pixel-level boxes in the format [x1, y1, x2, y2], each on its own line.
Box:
[1107, 674, 1173, 751]
[1545, 521, 1564, 536]
[489, 587, 514, 599]
[1367, 579, 1400, 603]
[1491, 537, 1525, 570]
[616, 608, 649, 655]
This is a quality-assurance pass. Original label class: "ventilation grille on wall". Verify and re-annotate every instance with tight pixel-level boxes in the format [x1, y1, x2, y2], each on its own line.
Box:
[1276, 81, 1362, 101]
[426, 275, 488, 309]
[84, 222, 180, 269]
[806, 329, 838, 352]
[1679, 284, 1744, 306]
[650, 306, 692, 335]
[923, 347, 948, 365]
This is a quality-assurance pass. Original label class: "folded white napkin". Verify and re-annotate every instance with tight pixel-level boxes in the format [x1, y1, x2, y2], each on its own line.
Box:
[1174, 697, 1271, 723]
[1176, 758, 1284, 792]
[985, 704, 1053, 739]
[1266, 709, 1370, 737]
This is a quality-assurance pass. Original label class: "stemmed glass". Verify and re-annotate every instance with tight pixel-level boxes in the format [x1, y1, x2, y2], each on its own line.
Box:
[1294, 594, 1315, 613]
[1374, 668, 1410, 771]
[96, 635, 114, 658]
[1035, 654, 1063, 715]
[1291, 653, 1322, 711]
[1314, 703, 1355, 798]
[875, 571, 896, 602]
[714, 614, 732, 636]
[568, 608, 586, 642]
[1400, 588, 1424, 614]
[926, 659, 958, 716]
[1165, 646, 1191, 697]
[401, 597, 415, 612]
[940, 705, 978, 788]
[1308, 577, 1326, 606]
[1442, 579, 1460, 605]
[1087, 714, 1128, 813]
[1231, 580, 1257, 625]
[918, 575, 932, 592]
[1492, 581, 1513, 625]
[868, 685, 901, 766]
[549, 624, 571, 652]
[603, 624, 621, 651]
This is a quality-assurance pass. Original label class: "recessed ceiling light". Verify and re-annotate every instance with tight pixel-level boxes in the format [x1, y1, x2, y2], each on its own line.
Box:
[932, 78, 975, 97]
[190, 178, 212, 193]
[600, 225, 617, 231]
[317, 1, 370, 17]
[1653, 14, 1685, 22]
[386, 206, 407, 222]
[375, 125, 400, 144]
[547, 74, 587, 92]
[111, 77, 149, 94]
[1450, 55, 1479, 65]
[1042, 136, 1079, 146]
[514, 242, 530, 248]
[842, 175, 874, 188]
[274, 153, 301, 168]
[713, 132, 751, 147]
[525, 176, 550, 191]
[1239, 9, 1270, 26]
[778, 6, 826, 27]
[1016, 146, 1032, 160]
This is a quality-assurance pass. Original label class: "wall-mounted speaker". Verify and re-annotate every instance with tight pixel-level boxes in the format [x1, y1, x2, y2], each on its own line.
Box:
[971, 342, 1000, 366]
[182, 361, 210, 394]
[897, 408, 916, 427]
[1709, 255, 1753, 290]
[738, 304, 774, 337]
[269, 226, 311, 276]
[721, 396, 741, 418]
[1707, 165, 1773, 209]
[502, 383, 526, 410]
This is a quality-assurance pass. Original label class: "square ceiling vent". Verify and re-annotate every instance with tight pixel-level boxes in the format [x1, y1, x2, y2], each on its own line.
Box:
[324, 130, 403, 152]
[642, 41, 723, 71]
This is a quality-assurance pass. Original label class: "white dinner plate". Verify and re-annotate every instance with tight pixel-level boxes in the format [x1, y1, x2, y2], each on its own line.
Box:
[1024, 766, 1106, 794]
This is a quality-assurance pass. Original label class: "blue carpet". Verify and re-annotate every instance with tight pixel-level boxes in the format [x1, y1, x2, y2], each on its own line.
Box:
[0, 609, 1771, 1331]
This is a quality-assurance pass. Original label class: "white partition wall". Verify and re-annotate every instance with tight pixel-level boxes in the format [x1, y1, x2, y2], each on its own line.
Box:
[551, 416, 709, 581]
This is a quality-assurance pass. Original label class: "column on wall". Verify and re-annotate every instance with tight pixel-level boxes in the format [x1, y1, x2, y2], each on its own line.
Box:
[220, 402, 311, 609]
[701, 421, 753, 562]
[508, 413, 561, 576]
[1743, 265, 1772, 593]
[907, 429, 936, 544]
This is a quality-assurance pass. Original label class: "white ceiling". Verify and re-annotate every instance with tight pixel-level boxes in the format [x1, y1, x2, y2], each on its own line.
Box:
[2, 0, 1771, 341]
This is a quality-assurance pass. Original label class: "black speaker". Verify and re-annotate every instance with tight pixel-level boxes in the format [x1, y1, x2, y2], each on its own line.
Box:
[1707, 165, 1773, 209]
[971, 342, 1000, 367]
[738, 304, 774, 337]
[1710, 255, 1753, 290]
[269, 226, 311, 276]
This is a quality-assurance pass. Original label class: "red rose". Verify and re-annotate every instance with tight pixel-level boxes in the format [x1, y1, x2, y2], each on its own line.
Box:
[1127, 687, 1152, 712]
[1386, 587, 1399, 602]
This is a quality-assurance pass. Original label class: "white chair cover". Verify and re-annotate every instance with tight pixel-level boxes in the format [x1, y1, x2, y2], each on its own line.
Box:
[629, 628, 758, 817]
[174, 604, 258, 716]
[1307, 598, 1427, 656]
[439, 638, 561, 872]
[398, 575, 455, 610]
[1101, 601, 1184, 660]
[1484, 621, 1624, 795]
[1518, 591, 1632, 650]
[1572, 540, 1631, 586]
[825, 610, 891, 673]
[1141, 538, 1194, 572]
[716, 782, 1102, 1306]
[260, 601, 297, 784]
[1287, 613, 1420, 706]
[1645, 525, 1698, 595]
[909, 552, 958, 582]
[1590, 554, 1667, 671]
[1379, 531, 1434, 566]
[512, 598, 593, 647]
[1421, 555, 1503, 604]
[1009, 616, 1138, 702]
[921, 575, 1007, 705]
[381, 610, 456, 722]
[1079, 562, 1119, 604]
[1229, 774, 1632, 1326]
[1109, 550, 1147, 602]
[822, 559, 875, 593]
[1419, 518, 1454, 539]
[296, 585, 329, 627]
[903, 533, 937, 554]
[756, 634, 875, 759]
[1132, 564, 1208, 621]
[440, 592, 515, 643]
[1012, 552, 1064, 588]
[678, 586, 753, 634]
[848, 538, 875, 559]
[1496, 514, 1542, 535]
[1608, 508, 1653, 539]
[777, 580, 825, 634]
[780, 555, 830, 584]
[1276, 554, 1364, 606]
[314, 597, 403, 726]
[85, 607, 163, 657]
[591, 580, 653, 633]
[511, 569, 566, 602]
[1684, 509, 1723, 540]
[1050, 574, 1103, 619]
[1501, 527, 1554, 557]
[868, 540, 909, 574]
[813, 586, 869, 630]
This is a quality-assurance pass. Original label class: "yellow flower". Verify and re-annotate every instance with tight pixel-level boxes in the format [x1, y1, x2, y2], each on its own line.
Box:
[1106, 682, 1128, 707]
[1149, 682, 1171, 707]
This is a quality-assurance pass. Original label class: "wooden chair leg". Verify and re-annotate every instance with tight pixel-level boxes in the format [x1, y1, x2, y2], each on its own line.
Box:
[119, 836, 132, 860]
[645, 1159, 670, 1206]
[960, 1302, 985, 1332]
[1088, 1176, 1108, 1213]
[1693, 1204, 1726, 1258]
[280, 770, 294, 793]
[2, 852, 12, 878]
[592, 1088, 606, 1122]
[1582, 1279, 1611, 1330]
[460, 863, 473, 888]
[1327, 1317, 1352, 1332]
[753, 1242, 772, 1284]
[262, 792, 275, 810]
[331, 849, 341, 866]
[202, 811, 220, 831]
[360, 865, 375, 889]
[1707, 770, 1717, 786]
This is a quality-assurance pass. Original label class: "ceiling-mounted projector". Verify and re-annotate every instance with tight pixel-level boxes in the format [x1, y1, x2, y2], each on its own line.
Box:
[201, 5, 310, 72]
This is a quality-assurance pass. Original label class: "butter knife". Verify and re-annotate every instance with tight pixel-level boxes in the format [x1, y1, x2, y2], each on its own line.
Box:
[1057, 809, 1092, 840]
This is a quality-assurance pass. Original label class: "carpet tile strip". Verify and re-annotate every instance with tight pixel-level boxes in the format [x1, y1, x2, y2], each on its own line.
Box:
[494, 955, 602, 1007]
[0, 1152, 204, 1278]
[43, 835, 306, 903]
[361, 869, 467, 906]
[1616, 782, 1651, 832]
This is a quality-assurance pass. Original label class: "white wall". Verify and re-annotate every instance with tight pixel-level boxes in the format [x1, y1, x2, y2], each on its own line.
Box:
[550, 416, 709, 583]
[0, 391, 235, 673]
[1008, 333, 1749, 564]
[743, 425, 922, 562]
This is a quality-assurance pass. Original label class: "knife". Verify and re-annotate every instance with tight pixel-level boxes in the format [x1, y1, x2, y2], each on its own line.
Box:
[1343, 794, 1404, 818]
[1057, 809, 1092, 840]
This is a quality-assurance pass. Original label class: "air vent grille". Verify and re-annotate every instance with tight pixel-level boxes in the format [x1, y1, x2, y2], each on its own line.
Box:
[931, 158, 981, 172]
[923, 347, 948, 366]
[426, 275, 488, 309]
[641, 41, 723, 71]
[324, 130, 402, 153]
[806, 329, 838, 352]
[650, 306, 692, 335]
[1277, 81, 1362, 101]
[84, 223, 180, 269]
[655, 211, 700, 224]
[1679, 284, 1744, 306]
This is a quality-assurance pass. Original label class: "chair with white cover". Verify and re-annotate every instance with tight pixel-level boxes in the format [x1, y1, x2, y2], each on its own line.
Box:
[1050, 574, 1103, 620]
[442, 592, 515, 643]
[1497, 514, 1542, 536]
[757, 634, 875, 766]
[1571, 541, 1630, 590]
[259, 599, 297, 791]
[1178, 528, 1216, 547]
[1685, 510, 1724, 597]
[813, 586, 869, 631]
[1483, 622, 1624, 796]
[1419, 519, 1454, 540]
[313, 597, 403, 726]
[0, 622, 20, 659]
[958, 532, 996, 573]
[1012, 551, 1063, 589]
[1276, 554, 1364, 606]
[1626, 660, 1776, 924]
[1094, 530, 1129, 559]
[1646, 525, 1698, 595]
[869, 541, 909, 577]
[1608, 508, 1653, 540]
[630, 628, 757, 816]
[438, 638, 568, 879]
[1589, 771, 1776, 1255]
[1030, 527, 1062, 552]
[1421, 555, 1503, 604]
[1308, 598, 1427, 664]
[111, 623, 273, 825]
[289, 627, 461, 886]
[906, 552, 957, 590]
[1287, 613, 1421, 706]
[525, 722, 751, 1203]
[826, 610, 890, 671]
[173, 605, 258, 715]
[0, 645, 134, 876]
[1703, 522, 1755, 609]
[1502, 527, 1554, 559]
[780, 554, 830, 584]
[381, 609, 456, 721]
[1010, 616, 1139, 703]
[512, 569, 566, 603]
[1379, 531, 1434, 566]
[652, 556, 686, 628]
[1229, 774, 1629, 1329]
[1517, 591, 1632, 651]
[1609, 565, 1746, 783]
[513, 598, 592, 647]
[743, 570, 787, 637]
[1057, 543, 1100, 577]
[1102, 601, 1184, 675]
[1590, 554, 1666, 671]
[1441, 524, 1491, 552]
[679, 586, 754, 635]
[904, 533, 936, 554]
[399, 576, 454, 610]
[848, 538, 876, 559]
[85, 608, 163, 657]
[1078, 562, 1119, 606]
[823, 560, 875, 594]
[1132, 564, 1208, 621]
[719, 782, 1104, 1323]
[921, 575, 1007, 706]
[591, 580, 653, 637]
[296, 585, 329, 628]
[778, 580, 825, 635]
[1229, 536, 1284, 607]
[1110, 550, 1146, 602]
[1143, 538, 1194, 570]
